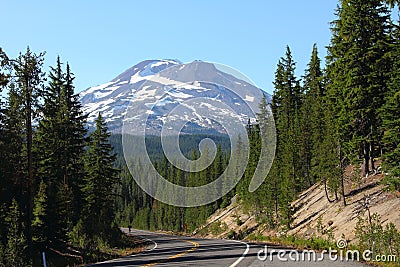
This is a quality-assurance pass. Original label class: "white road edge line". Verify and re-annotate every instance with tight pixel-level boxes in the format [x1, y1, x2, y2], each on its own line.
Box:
[228, 240, 250, 267]
[88, 230, 158, 265]
[143, 237, 158, 252]
[126, 229, 158, 255]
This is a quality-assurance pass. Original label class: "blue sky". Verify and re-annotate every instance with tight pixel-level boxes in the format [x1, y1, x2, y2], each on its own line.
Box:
[0, 0, 338, 94]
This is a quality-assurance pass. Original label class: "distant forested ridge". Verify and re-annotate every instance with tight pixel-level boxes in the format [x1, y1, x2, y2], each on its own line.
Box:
[115, 0, 400, 233]
[110, 133, 231, 163]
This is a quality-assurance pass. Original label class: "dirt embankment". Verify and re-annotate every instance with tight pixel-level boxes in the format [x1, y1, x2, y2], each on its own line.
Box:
[197, 168, 400, 244]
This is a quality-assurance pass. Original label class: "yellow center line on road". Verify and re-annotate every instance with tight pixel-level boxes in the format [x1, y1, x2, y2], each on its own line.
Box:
[141, 240, 199, 267]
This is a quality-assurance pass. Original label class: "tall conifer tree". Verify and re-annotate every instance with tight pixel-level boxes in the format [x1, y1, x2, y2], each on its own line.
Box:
[272, 46, 302, 227]
[381, 22, 400, 189]
[326, 0, 392, 176]
[11, 47, 45, 254]
[82, 113, 118, 242]
[302, 44, 324, 186]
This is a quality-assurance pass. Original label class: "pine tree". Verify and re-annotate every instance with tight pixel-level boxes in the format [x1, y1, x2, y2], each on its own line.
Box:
[299, 44, 342, 203]
[252, 95, 277, 226]
[5, 199, 29, 267]
[35, 57, 87, 245]
[320, 103, 342, 202]
[0, 48, 10, 87]
[10, 47, 45, 253]
[62, 63, 88, 225]
[0, 203, 7, 266]
[2, 86, 24, 203]
[31, 180, 47, 249]
[213, 145, 224, 209]
[0, 232, 4, 267]
[381, 21, 400, 189]
[0, 48, 11, 204]
[35, 56, 66, 244]
[302, 44, 324, 186]
[326, 0, 392, 177]
[221, 135, 243, 208]
[272, 46, 302, 227]
[82, 113, 118, 243]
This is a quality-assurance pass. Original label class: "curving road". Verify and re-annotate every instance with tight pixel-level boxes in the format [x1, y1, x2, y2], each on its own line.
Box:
[87, 229, 367, 267]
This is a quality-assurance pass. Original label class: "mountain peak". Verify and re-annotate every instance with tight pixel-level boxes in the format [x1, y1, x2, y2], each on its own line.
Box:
[112, 59, 182, 83]
[79, 60, 270, 133]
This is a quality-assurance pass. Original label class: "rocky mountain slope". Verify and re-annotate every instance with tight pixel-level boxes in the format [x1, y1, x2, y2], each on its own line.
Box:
[79, 59, 270, 134]
[197, 166, 400, 245]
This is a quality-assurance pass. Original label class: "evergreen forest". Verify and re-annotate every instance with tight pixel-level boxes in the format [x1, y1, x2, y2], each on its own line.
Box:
[0, 0, 399, 265]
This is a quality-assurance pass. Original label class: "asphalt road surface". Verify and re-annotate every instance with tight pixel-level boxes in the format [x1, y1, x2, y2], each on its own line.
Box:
[87, 229, 368, 267]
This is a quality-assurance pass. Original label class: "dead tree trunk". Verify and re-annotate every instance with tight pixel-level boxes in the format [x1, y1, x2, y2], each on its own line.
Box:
[363, 141, 370, 177]
[339, 145, 347, 206]
[370, 141, 375, 173]
[324, 179, 335, 203]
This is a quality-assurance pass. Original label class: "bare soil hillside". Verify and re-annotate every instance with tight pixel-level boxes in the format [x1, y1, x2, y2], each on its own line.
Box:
[196, 167, 400, 244]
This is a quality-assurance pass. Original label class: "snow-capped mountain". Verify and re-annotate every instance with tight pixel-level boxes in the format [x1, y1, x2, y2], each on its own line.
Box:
[79, 59, 270, 134]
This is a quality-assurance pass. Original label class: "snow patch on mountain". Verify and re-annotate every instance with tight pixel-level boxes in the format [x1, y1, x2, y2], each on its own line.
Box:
[79, 59, 270, 134]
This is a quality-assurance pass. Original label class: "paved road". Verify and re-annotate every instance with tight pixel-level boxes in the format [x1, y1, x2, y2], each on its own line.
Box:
[87, 229, 367, 267]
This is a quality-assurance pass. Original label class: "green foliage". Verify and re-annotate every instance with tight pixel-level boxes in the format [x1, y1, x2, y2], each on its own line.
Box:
[68, 219, 88, 249]
[31, 180, 47, 247]
[0, 234, 4, 266]
[7, 47, 45, 256]
[2, 2, 400, 261]
[35, 57, 88, 246]
[4, 199, 30, 267]
[270, 46, 302, 228]
[303, 44, 333, 188]
[355, 213, 400, 262]
[316, 216, 335, 242]
[227, 230, 236, 239]
[248, 232, 336, 251]
[113, 134, 230, 163]
[209, 222, 228, 236]
[0, 49, 122, 264]
[82, 113, 119, 245]
[326, 0, 392, 176]
[115, 136, 231, 233]
[381, 24, 400, 184]
[383, 177, 400, 192]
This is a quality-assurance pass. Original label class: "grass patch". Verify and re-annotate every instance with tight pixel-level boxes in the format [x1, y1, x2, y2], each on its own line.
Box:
[247, 233, 335, 251]
[197, 221, 228, 236]
[43, 231, 149, 266]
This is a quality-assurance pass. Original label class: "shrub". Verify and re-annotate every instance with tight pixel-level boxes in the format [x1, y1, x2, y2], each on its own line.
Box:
[227, 230, 236, 239]
[209, 222, 228, 236]
[355, 213, 400, 263]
